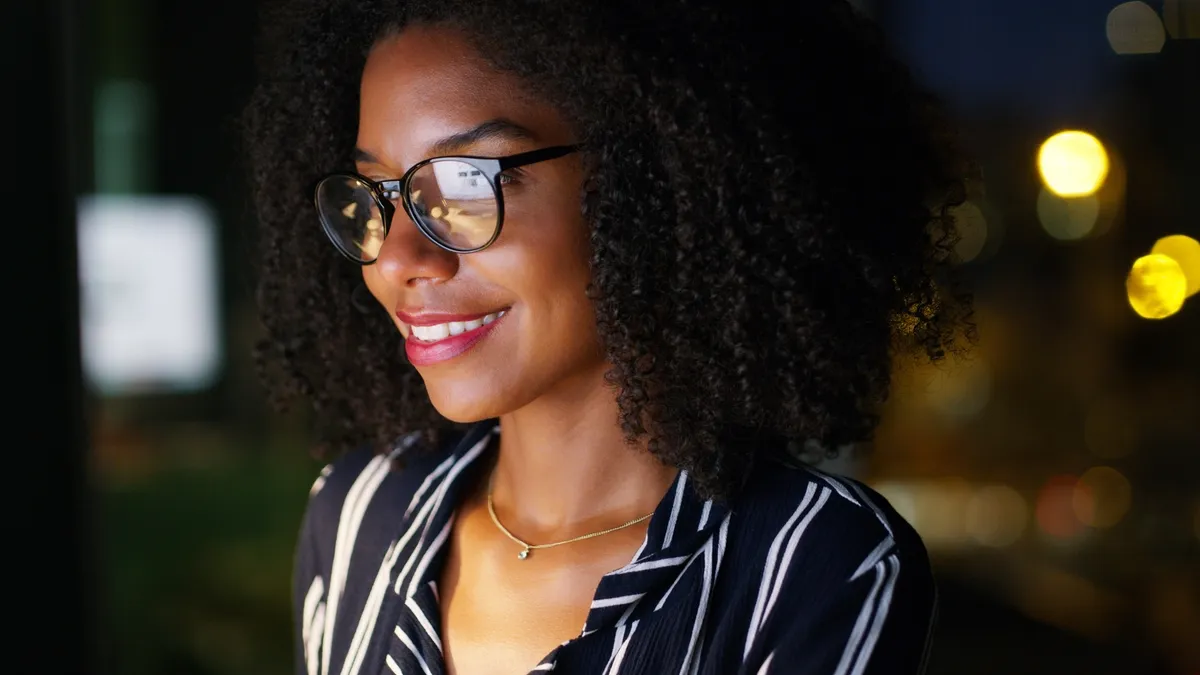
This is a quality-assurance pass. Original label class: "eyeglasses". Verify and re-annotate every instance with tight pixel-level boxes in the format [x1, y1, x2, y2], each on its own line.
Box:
[313, 145, 579, 263]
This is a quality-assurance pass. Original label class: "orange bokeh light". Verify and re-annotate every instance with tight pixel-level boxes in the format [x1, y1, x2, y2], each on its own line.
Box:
[1036, 475, 1087, 539]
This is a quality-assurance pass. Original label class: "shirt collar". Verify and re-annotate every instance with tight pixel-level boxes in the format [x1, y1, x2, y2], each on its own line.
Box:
[581, 466, 730, 633]
[403, 421, 731, 634]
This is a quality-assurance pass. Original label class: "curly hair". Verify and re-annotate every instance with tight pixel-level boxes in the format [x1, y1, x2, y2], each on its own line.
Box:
[241, 0, 974, 502]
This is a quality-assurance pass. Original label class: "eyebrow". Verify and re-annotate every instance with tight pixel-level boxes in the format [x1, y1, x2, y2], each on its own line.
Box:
[353, 118, 540, 166]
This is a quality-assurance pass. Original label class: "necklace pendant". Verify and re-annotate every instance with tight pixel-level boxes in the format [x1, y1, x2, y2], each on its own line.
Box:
[517, 547, 530, 560]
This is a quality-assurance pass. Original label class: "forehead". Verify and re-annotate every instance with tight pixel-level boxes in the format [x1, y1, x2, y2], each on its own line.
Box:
[358, 25, 564, 166]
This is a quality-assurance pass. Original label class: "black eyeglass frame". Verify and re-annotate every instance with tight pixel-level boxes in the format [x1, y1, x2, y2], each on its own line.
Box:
[314, 144, 580, 262]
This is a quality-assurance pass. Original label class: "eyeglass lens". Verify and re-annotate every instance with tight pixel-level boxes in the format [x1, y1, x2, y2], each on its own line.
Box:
[316, 158, 500, 261]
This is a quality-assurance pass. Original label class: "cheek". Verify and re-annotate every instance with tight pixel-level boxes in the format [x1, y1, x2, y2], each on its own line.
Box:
[474, 201, 597, 364]
[362, 266, 387, 305]
[519, 219, 598, 356]
[361, 266, 408, 335]
[505, 180, 591, 280]
[495, 199, 592, 302]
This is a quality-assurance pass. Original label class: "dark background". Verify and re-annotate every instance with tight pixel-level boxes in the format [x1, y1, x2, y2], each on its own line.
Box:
[9, 0, 1199, 673]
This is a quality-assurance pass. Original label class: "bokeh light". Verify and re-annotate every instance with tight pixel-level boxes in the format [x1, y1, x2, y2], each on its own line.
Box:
[1037, 130, 1109, 197]
[1151, 234, 1200, 298]
[950, 200, 988, 263]
[1070, 479, 1095, 528]
[872, 479, 980, 549]
[1036, 475, 1086, 539]
[1036, 189, 1100, 241]
[965, 484, 1028, 547]
[1074, 466, 1132, 528]
[920, 478, 973, 544]
[1106, 1, 1168, 54]
[925, 353, 992, 422]
[1126, 254, 1188, 319]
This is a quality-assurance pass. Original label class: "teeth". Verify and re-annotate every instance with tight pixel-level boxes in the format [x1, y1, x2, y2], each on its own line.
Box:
[409, 310, 505, 342]
[412, 324, 449, 341]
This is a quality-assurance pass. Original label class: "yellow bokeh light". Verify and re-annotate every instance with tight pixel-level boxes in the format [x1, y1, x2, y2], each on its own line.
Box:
[1151, 234, 1200, 298]
[1036, 189, 1099, 241]
[1038, 130, 1110, 197]
[1126, 253, 1187, 319]
[1106, 1, 1167, 54]
[966, 485, 1028, 547]
[916, 478, 973, 545]
[1073, 466, 1132, 528]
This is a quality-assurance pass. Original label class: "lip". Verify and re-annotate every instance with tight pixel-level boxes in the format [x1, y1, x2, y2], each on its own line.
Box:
[396, 307, 509, 366]
[395, 309, 501, 326]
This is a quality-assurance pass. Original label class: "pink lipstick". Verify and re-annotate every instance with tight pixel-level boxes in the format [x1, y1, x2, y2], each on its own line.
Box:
[396, 308, 508, 366]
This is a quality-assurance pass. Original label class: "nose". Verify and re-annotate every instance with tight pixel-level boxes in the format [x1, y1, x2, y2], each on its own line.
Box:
[370, 207, 459, 288]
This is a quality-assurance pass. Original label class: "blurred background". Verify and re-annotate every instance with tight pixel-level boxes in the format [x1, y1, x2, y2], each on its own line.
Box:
[11, 0, 1199, 673]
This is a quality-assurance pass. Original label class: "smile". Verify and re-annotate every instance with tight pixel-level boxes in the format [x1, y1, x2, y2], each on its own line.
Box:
[397, 308, 510, 366]
[407, 310, 506, 342]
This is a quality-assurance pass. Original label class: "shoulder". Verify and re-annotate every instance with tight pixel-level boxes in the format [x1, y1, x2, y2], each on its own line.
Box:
[726, 455, 937, 674]
[299, 427, 477, 553]
[303, 433, 414, 539]
[290, 426, 487, 675]
[729, 453, 932, 590]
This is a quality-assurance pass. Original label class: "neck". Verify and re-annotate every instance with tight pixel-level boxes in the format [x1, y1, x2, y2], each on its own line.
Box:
[489, 363, 679, 538]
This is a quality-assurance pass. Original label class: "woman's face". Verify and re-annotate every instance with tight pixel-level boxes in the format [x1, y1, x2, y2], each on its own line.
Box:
[358, 24, 604, 422]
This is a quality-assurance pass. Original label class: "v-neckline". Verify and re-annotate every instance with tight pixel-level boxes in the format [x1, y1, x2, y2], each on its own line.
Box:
[374, 422, 732, 674]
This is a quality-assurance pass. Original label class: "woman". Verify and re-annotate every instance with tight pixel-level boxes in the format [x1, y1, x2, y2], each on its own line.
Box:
[242, 0, 972, 673]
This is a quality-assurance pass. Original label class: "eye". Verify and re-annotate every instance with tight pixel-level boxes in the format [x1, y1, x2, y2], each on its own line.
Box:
[496, 169, 523, 186]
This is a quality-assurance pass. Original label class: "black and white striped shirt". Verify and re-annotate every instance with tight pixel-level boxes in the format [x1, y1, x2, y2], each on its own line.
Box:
[294, 422, 936, 675]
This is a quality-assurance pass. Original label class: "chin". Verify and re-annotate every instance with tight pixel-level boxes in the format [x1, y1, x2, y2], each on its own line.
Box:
[422, 375, 514, 424]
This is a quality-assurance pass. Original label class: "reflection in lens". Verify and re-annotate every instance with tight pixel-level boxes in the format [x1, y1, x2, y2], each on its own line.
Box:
[316, 175, 387, 261]
[409, 159, 498, 250]
[359, 217, 385, 259]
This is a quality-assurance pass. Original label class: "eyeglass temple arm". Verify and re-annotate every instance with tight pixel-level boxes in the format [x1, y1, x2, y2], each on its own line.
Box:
[497, 144, 581, 171]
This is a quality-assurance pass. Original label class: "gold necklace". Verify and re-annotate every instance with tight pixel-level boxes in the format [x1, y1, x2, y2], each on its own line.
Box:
[486, 472, 655, 560]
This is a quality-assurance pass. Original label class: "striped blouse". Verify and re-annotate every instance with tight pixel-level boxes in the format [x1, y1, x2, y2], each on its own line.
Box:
[294, 422, 936, 675]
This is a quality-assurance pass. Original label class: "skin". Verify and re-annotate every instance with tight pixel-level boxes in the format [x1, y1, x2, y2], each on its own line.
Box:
[358, 25, 680, 674]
